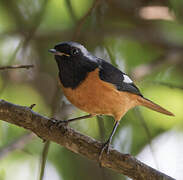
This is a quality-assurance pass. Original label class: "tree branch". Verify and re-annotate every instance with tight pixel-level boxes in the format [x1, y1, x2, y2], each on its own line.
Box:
[0, 99, 175, 180]
[0, 65, 34, 70]
[72, 0, 100, 40]
[150, 81, 183, 90]
[131, 48, 183, 80]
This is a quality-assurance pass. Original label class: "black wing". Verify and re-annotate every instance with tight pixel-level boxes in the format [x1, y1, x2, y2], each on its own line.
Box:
[98, 59, 142, 96]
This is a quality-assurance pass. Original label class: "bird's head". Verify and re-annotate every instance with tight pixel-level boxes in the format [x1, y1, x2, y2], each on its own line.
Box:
[49, 41, 99, 88]
[49, 41, 96, 64]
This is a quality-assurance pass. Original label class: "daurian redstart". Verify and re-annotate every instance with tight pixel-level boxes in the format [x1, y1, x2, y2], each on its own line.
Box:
[49, 41, 174, 162]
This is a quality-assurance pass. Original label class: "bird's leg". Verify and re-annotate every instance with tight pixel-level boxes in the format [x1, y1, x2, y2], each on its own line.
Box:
[99, 121, 119, 166]
[54, 114, 93, 127]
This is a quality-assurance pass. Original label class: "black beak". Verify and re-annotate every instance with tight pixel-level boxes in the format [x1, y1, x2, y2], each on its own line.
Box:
[48, 49, 70, 57]
[49, 49, 57, 54]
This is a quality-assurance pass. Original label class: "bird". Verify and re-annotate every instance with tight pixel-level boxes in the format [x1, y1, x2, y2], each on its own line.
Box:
[49, 41, 174, 164]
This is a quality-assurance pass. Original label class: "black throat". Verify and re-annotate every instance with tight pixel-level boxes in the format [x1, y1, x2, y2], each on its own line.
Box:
[56, 55, 98, 89]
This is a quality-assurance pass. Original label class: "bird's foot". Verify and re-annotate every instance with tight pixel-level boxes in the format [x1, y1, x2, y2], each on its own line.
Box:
[58, 120, 69, 127]
[98, 140, 110, 167]
[55, 119, 69, 127]
[50, 118, 69, 128]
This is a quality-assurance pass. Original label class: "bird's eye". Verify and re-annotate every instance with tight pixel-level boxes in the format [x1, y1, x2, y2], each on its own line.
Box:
[71, 48, 79, 56]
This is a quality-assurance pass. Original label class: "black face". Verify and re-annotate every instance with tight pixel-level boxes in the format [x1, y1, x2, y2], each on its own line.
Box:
[54, 41, 82, 57]
[49, 41, 98, 89]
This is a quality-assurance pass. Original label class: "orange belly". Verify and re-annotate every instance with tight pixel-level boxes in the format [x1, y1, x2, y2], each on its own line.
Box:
[60, 68, 140, 121]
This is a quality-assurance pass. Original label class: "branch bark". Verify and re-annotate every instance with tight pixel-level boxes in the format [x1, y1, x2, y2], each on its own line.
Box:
[0, 99, 175, 180]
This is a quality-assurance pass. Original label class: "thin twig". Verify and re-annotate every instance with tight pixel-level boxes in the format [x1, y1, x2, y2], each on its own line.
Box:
[134, 108, 160, 170]
[97, 116, 111, 180]
[0, 40, 23, 98]
[39, 86, 62, 180]
[72, 0, 101, 40]
[29, 104, 36, 109]
[150, 81, 183, 90]
[0, 133, 35, 160]
[22, 0, 48, 48]
[39, 141, 50, 180]
[105, 46, 118, 68]
[0, 65, 34, 70]
[97, 116, 106, 142]
[0, 99, 175, 180]
[131, 50, 183, 81]
[65, 0, 77, 22]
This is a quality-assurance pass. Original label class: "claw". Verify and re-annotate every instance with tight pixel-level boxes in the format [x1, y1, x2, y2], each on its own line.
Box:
[51, 118, 69, 127]
[56, 120, 69, 127]
[98, 140, 110, 167]
[49, 118, 68, 130]
[50, 117, 57, 123]
[50, 114, 92, 129]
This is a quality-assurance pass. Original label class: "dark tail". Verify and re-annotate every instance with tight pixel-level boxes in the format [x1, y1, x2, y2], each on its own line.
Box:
[137, 96, 174, 116]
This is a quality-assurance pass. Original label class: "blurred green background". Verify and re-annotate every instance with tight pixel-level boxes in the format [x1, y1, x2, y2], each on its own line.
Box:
[0, 0, 183, 179]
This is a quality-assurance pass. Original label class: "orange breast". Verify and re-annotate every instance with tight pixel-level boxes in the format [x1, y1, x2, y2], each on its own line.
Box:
[60, 68, 140, 121]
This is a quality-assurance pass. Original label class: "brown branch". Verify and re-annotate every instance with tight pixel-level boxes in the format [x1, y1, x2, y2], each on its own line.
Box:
[65, 0, 77, 22]
[131, 50, 183, 81]
[0, 65, 34, 70]
[150, 81, 183, 90]
[0, 99, 175, 180]
[72, 0, 101, 40]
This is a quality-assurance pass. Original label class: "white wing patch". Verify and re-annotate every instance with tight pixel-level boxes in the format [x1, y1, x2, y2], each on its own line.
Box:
[123, 75, 133, 83]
